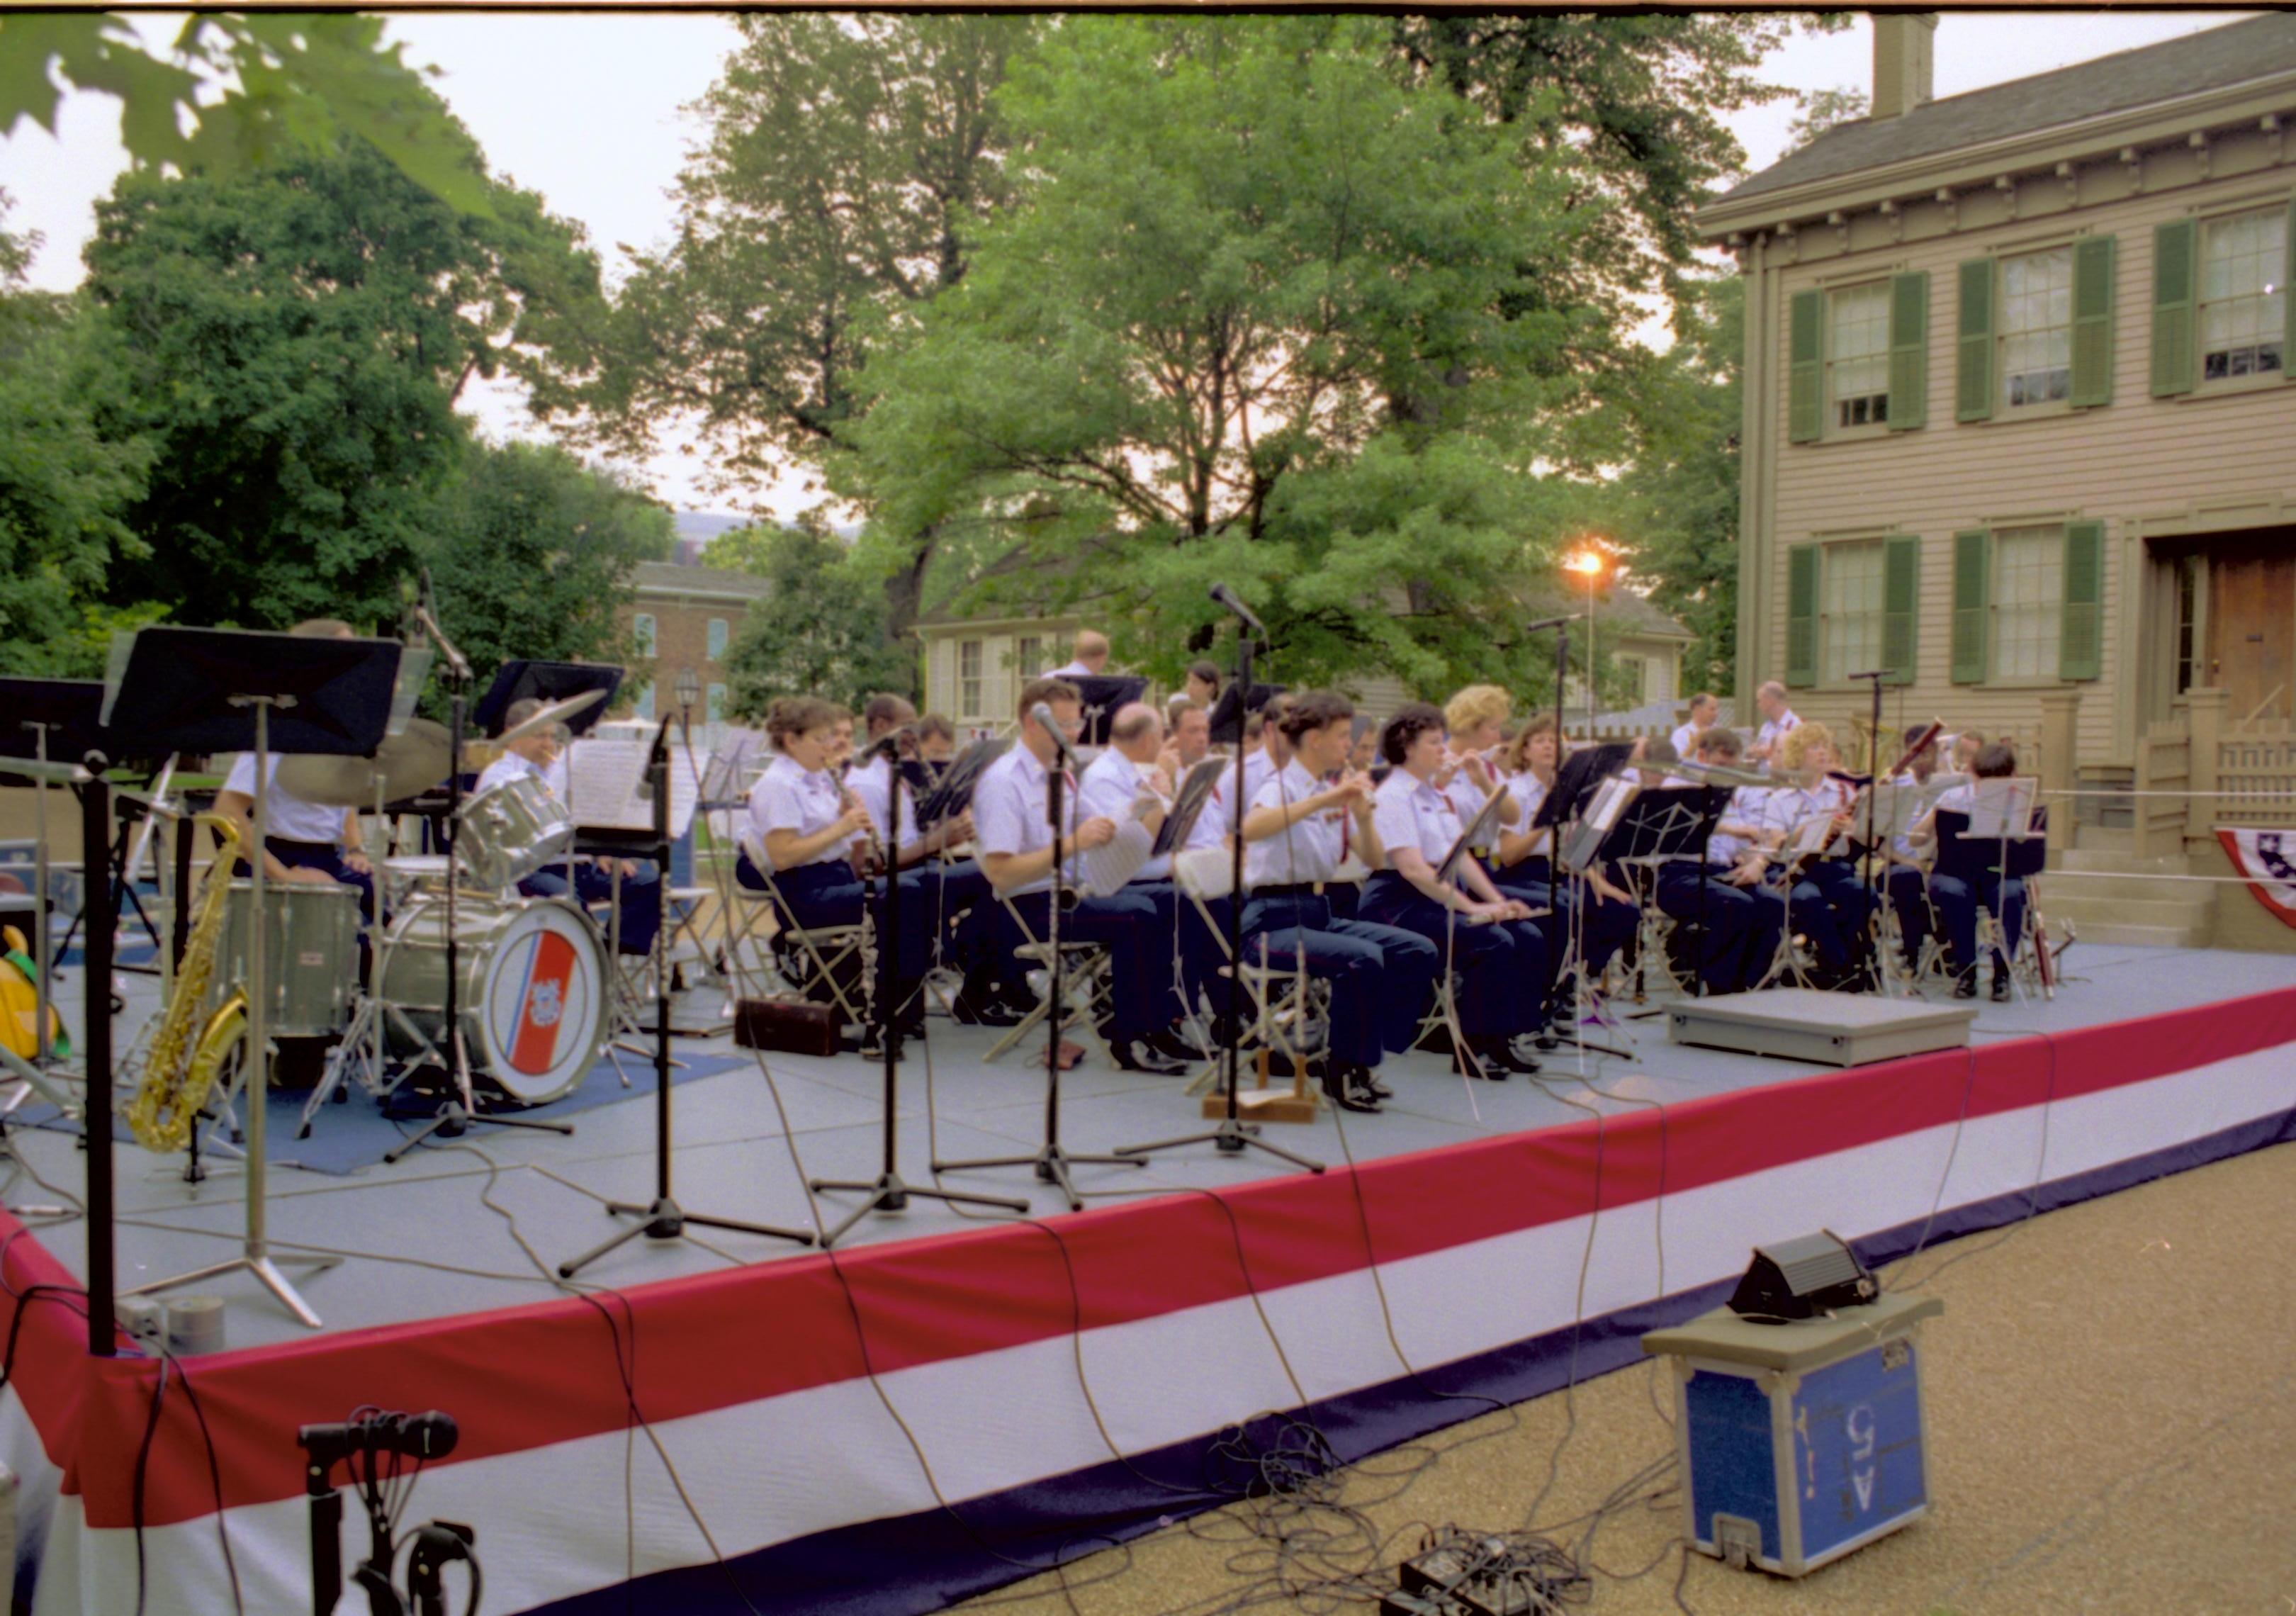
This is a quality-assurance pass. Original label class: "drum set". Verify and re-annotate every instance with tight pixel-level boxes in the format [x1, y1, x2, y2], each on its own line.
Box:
[168, 697, 623, 1145]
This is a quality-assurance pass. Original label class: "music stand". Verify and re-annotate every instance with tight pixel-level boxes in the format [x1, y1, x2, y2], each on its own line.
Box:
[561, 717, 814, 1276]
[0, 679, 107, 1065]
[107, 627, 402, 1328]
[916, 736, 1010, 834]
[1067, 675, 1149, 747]
[1116, 611, 1323, 1174]
[1437, 786, 1514, 889]
[1151, 759, 1226, 858]
[1205, 681, 1285, 748]
[472, 661, 622, 738]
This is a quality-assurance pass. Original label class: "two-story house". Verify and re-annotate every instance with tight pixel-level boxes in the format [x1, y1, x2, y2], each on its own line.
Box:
[1701, 13, 2296, 949]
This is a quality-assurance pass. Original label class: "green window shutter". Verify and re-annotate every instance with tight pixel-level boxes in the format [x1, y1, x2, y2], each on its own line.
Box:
[2286, 198, 2295, 383]
[1886, 271, 1928, 430]
[2059, 520, 2106, 681]
[1951, 528, 1991, 685]
[2150, 219, 2197, 398]
[1954, 258, 1995, 422]
[2069, 235, 2117, 408]
[1881, 534, 1920, 685]
[1785, 544, 1819, 688]
[1788, 290, 1823, 444]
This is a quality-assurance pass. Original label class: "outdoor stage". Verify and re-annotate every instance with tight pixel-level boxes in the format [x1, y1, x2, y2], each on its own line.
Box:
[4, 942, 2293, 1615]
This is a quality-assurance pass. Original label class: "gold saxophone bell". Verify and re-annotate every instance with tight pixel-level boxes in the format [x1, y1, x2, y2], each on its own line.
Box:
[126, 814, 249, 1155]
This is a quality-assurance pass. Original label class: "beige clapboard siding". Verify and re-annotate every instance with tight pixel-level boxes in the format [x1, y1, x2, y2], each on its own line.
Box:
[1763, 162, 2296, 767]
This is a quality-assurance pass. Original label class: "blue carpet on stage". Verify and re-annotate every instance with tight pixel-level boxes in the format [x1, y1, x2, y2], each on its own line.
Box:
[18, 1050, 750, 1176]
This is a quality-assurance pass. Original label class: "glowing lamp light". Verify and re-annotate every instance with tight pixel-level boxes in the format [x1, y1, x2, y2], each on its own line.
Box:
[1565, 549, 1608, 578]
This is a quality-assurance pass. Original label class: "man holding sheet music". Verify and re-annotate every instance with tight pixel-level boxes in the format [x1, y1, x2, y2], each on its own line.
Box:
[475, 700, 661, 958]
[1912, 740, 2032, 1001]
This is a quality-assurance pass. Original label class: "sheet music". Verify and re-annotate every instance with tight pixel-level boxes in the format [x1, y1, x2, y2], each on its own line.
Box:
[1080, 812, 1157, 897]
[1966, 776, 2037, 839]
[565, 736, 702, 837]
[699, 728, 762, 803]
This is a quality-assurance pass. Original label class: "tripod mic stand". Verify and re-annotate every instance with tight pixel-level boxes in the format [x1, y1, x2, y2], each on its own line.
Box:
[933, 710, 1148, 1211]
[561, 717, 813, 1276]
[811, 731, 1025, 1244]
[1117, 588, 1323, 1174]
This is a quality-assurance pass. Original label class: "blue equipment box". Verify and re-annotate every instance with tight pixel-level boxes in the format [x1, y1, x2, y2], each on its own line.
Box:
[1642, 1293, 1942, 1576]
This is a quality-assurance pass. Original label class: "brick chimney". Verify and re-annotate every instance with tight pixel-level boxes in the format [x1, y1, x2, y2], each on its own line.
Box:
[1872, 13, 1939, 120]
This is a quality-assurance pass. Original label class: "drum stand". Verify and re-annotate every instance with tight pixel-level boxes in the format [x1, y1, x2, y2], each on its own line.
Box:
[301, 778, 393, 1138]
[386, 679, 573, 1163]
[561, 718, 813, 1276]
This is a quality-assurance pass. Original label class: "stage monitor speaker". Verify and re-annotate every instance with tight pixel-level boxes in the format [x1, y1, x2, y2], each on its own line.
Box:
[1728, 1230, 1876, 1322]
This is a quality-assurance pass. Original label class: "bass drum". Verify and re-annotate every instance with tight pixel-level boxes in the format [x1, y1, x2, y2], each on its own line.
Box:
[381, 894, 607, 1106]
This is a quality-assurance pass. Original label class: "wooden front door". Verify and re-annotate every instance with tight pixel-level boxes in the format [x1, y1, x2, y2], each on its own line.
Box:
[2206, 536, 2296, 721]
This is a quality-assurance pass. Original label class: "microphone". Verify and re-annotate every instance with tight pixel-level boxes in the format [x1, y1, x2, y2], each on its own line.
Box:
[412, 600, 472, 682]
[1524, 615, 1577, 632]
[1208, 582, 1265, 636]
[297, 1409, 460, 1469]
[1028, 702, 1079, 767]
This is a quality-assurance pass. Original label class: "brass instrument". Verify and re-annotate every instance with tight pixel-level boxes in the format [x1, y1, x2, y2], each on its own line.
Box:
[127, 815, 248, 1154]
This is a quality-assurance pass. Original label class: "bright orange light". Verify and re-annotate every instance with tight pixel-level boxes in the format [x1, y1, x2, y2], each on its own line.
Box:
[1564, 549, 1607, 578]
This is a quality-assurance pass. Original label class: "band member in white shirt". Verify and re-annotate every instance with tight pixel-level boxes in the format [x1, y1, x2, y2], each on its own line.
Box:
[1240, 692, 1437, 1113]
[1757, 722, 1872, 989]
[1488, 712, 1638, 1012]
[1651, 726, 1784, 995]
[1164, 698, 1212, 775]
[915, 713, 957, 765]
[213, 619, 376, 920]
[972, 680, 1184, 1074]
[1881, 734, 1942, 974]
[1045, 630, 1110, 680]
[1439, 685, 1519, 836]
[737, 695, 933, 1036]
[1746, 680, 1802, 768]
[1670, 692, 1719, 762]
[1913, 741, 2029, 1001]
[475, 699, 663, 958]
[1358, 703, 1549, 1079]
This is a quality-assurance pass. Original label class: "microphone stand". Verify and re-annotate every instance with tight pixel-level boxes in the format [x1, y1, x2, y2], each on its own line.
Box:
[811, 733, 1025, 1244]
[1850, 668, 1892, 992]
[1117, 603, 1323, 1173]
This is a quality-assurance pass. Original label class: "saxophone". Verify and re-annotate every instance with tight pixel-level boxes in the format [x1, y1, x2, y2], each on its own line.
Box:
[126, 814, 249, 1154]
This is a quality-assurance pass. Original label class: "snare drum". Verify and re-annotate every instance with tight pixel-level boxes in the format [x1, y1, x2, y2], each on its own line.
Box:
[380, 894, 607, 1105]
[211, 880, 361, 1038]
[457, 775, 574, 890]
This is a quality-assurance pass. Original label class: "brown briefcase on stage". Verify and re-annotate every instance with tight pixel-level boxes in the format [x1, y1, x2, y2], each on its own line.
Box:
[733, 997, 842, 1057]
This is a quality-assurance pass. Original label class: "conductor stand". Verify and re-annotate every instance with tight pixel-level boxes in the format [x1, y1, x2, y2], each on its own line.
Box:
[386, 614, 573, 1160]
[110, 628, 405, 1328]
[809, 728, 1026, 1245]
[1532, 736, 1637, 1061]
[1115, 584, 1323, 1174]
[933, 702, 1154, 1211]
[560, 716, 812, 1276]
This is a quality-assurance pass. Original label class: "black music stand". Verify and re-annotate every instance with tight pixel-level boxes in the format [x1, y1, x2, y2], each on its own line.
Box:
[1151, 759, 1226, 860]
[107, 627, 403, 1329]
[1205, 680, 1285, 748]
[1531, 742, 1637, 1053]
[916, 736, 1010, 834]
[561, 717, 814, 1275]
[807, 730, 1027, 1245]
[1602, 785, 1724, 1018]
[1067, 675, 1149, 747]
[472, 661, 622, 738]
[0, 679, 108, 1064]
[1116, 610, 1323, 1174]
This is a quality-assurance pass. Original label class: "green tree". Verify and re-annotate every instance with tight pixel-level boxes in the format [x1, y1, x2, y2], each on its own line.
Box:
[1620, 276, 1742, 696]
[713, 515, 914, 717]
[0, 191, 155, 675]
[81, 138, 604, 630]
[423, 442, 672, 696]
[567, 13, 1036, 638]
[853, 16, 1610, 695]
[1786, 86, 1871, 155]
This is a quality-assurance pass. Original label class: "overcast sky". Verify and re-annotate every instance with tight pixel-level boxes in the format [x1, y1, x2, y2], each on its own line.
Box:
[0, 11, 2256, 519]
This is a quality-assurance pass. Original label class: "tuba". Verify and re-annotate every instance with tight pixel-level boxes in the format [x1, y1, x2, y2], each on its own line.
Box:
[126, 815, 249, 1154]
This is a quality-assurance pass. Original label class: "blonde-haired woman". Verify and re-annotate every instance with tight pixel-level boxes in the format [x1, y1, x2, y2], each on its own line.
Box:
[1759, 721, 1875, 989]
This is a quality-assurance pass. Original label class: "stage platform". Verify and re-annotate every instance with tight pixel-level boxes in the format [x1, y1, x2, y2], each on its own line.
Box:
[3, 942, 2292, 1615]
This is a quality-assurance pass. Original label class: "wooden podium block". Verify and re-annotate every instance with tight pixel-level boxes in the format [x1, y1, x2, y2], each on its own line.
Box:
[1200, 1047, 1321, 1123]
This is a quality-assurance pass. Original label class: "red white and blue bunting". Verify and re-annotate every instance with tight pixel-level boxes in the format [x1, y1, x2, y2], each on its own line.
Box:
[2217, 827, 2296, 928]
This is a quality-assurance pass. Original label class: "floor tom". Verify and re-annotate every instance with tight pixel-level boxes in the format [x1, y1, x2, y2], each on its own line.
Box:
[213, 879, 361, 1038]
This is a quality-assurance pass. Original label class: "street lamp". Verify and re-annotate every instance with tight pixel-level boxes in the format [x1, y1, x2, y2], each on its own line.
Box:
[673, 666, 701, 741]
[1564, 546, 1610, 734]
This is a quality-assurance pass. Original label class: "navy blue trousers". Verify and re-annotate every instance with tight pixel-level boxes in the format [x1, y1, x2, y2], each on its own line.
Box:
[1929, 871, 2026, 975]
[520, 858, 662, 958]
[911, 856, 996, 982]
[1123, 880, 1231, 1023]
[1654, 862, 1784, 995]
[1767, 858, 1872, 975]
[993, 887, 1174, 1043]
[1356, 871, 1548, 1038]
[736, 853, 928, 1004]
[1886, 864, 1933, 967]
[1492, 858, 1638, 993]
[1240, 892, 1439, 1069]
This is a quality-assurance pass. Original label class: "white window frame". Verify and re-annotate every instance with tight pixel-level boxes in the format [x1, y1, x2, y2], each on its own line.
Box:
[2198, 206, 2287, 386]
[632, 612, 658, 658]
[958, 639, 984, 721]
[1998, 245, 2073, 410]
[706, 617, 729, 661]
[1990, 524, 2064, 683]
[706, 683, 727, 724]
[1818, 537, 1886, 687]
[1825, 281, 1891, 431]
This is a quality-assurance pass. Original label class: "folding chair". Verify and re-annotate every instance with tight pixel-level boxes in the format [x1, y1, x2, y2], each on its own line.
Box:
[1171, 848, 1329, 1097]
[982, 891, 1115, 1065]
[733, 833, 876, 1038]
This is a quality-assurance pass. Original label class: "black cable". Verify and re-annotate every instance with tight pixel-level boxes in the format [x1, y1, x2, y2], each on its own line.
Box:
[130, 1353, 170, 1616]
[165, 1347, 247, 1615]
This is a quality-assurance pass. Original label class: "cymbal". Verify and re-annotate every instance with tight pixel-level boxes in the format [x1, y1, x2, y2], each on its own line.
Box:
[277, 719, 453, 808]
[497, 687, 607, 746]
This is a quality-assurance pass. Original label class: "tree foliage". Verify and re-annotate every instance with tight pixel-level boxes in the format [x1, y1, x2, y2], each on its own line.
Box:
[714, 515, 913, 717]
[423, 441, 672, 697]
[1786, 86, 1871, 155]
[81, 138, 603, 630]
[1619, 276, 1743, 697]
[853, 16, 1616, 696]
[0, 191, 154, 675]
